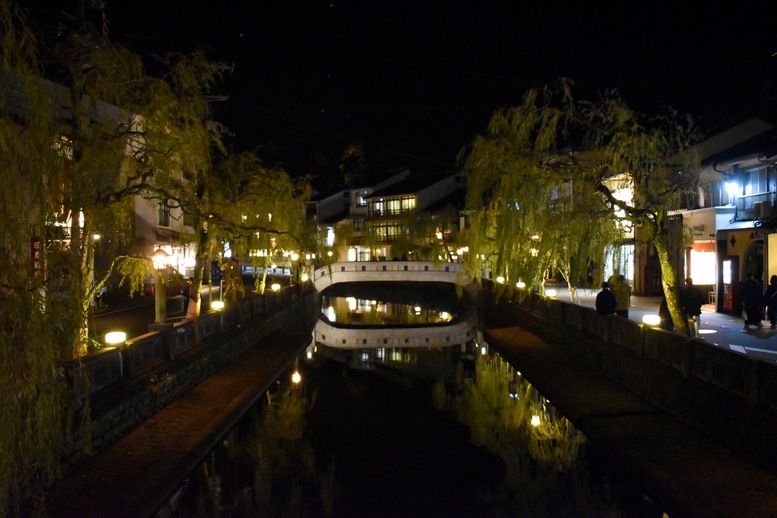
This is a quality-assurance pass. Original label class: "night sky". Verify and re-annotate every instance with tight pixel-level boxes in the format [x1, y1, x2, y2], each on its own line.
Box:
[17, 1, 777, 181]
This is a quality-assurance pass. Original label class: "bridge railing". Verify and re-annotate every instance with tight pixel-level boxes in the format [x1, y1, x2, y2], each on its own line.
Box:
[313, 261, 471, 291]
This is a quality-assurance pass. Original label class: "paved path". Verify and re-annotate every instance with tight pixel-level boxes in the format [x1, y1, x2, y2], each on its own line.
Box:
[568, 288, 777, 363]
[44, 328, 311, 518]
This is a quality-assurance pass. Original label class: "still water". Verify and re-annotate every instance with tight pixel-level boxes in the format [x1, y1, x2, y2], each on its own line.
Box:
[167, 284, 662, 517]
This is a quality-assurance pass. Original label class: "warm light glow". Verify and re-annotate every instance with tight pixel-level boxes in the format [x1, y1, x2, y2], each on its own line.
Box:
[291, 252, 299, 261]
[271, 283, 281, 292]
[93, 234, 101, 241]
[516, 281, 526, 289]
[105, 331, 126, 344]
[347, 297, 357, 311]
[688, 250, 716, 285]
[211, 300, 225, 310]
[496, 276, 505, 284]
[300, 272, 309, 282]
[545, 289, 557, 298]
[531, 415, 541, 427]
[440, 311, 450, 321]
[414, 306, 421, 314]
[327, 250, 333, 257]
[642, 314, 662, 326]
[151, 248, 169, 270]
[480, 346, 487, 355]
[291, 371, 301, 384]
[306, 351, 313, 359]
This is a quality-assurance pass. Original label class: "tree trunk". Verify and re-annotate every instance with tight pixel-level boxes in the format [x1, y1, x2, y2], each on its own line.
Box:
[653, 232, 687, 334]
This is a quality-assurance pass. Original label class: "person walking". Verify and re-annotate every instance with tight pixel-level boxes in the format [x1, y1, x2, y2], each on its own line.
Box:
[595, 281, 617, 315]
[680, 277, 705, 338]
[612, 274, 632, 318]
[740, 272, 763, 329]
[763, 275, 777, 329]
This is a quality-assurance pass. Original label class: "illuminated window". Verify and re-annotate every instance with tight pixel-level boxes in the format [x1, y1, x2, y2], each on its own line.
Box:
[370, 221, 402, 242]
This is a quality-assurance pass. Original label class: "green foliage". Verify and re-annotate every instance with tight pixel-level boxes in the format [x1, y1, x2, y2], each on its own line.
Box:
[462, 80, 700, 327]
[389, 208, 456, 262]
[245, 386, 334, 516]
[444, 353, 619, 516]
[462, 81, 622, 291]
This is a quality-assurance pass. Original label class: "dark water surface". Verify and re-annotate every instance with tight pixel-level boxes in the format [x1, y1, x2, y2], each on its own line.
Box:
[167, 285, 662, 517]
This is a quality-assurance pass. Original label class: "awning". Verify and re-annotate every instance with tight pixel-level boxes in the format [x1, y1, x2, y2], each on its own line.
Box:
[691, 241, 716, 253]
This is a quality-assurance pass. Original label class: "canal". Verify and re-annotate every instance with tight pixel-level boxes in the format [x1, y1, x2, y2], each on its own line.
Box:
[164, 283, 664, 517]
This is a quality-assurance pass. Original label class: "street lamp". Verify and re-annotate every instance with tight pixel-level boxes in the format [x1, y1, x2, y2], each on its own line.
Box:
[151, 248, 169, 324]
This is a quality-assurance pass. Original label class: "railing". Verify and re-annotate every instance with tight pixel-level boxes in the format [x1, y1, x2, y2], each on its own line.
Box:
[313, 261, 472, 292]
[57, 284, 317, 469]
[313, 311, 478, 349]
[733, 191, 776, 222]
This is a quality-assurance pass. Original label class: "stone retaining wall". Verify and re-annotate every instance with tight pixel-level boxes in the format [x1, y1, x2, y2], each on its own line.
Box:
[61, 285, 317, 468]
[508, 292, 777, 470]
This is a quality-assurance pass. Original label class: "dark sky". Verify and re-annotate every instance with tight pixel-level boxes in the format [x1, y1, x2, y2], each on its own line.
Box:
[19, 1, 777, 179]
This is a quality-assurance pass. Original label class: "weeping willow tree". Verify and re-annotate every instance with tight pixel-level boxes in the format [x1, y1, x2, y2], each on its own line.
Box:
[203, 150, 311, 297]
[437, 354, 618, 515]
[0, 4, 71, 513]
[388, 207, 458, 262]
[462, 83, 621, 301]
[0, 2, 238, 511]
[462, 80, 699, 329]
[580, 95, 701, 332]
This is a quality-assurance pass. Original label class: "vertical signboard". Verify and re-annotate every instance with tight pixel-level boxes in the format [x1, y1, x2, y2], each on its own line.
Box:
[31, 235, 44, 282]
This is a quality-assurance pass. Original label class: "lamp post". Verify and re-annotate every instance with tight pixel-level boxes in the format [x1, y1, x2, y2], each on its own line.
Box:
[151, 248, 169, 324]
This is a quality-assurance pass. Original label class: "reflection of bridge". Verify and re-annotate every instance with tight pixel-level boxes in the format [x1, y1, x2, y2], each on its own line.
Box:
[313, 261, 473, 292]
[313, 312, 478, 349]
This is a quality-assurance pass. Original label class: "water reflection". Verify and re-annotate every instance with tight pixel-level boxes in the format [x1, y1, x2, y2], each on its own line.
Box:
[437, 352, 619, 515]
[316, 284, 477, 351]
[321, 293, 455, 326]
[168, 285, 659, 516]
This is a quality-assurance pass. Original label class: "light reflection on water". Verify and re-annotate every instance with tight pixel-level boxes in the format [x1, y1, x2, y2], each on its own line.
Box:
[321, 294, 455, 326]
[167, 285, 661, 516]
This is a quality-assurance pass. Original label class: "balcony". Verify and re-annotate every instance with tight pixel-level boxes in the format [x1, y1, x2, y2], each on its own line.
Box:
[733, 192, 776, 222]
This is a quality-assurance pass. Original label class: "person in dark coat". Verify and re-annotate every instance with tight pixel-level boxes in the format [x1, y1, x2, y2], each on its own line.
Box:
[679, 277, 705, 337]
[762, 275, 777, 329]
[740, 272, 763, 329]
[595, 281, 618, 315]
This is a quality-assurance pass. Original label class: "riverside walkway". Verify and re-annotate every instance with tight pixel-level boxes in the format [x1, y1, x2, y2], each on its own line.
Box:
[44, 327, 312, 518]
[571, 287, 777, 364]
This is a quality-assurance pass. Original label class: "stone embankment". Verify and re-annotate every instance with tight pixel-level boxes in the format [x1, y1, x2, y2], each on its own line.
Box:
[481, 289, 777, 518]
[46, 286, 317, 517]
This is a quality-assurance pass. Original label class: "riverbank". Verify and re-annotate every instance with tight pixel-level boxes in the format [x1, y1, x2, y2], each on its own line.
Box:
[44, 327, 313, 517]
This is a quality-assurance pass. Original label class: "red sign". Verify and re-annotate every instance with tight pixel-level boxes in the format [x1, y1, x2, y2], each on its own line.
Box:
[31, 236, 44, 278]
